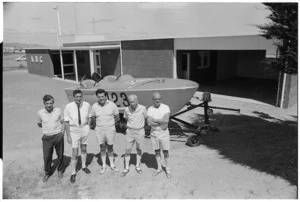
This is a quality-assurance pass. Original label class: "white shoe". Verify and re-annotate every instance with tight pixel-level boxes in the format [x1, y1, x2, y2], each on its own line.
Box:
[100, 167, 106, 174]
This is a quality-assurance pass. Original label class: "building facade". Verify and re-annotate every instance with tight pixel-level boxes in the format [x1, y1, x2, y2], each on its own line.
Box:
[25, 34, 297, 108]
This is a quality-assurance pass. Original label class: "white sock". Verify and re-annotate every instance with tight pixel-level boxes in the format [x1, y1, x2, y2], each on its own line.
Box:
[108, 156, 115, 168]
[71, 159, 77, 175]
[136, 154, 141, 168]
[101, 155, 106, 169]
[125, 155, 130, 170]
[81, 153, 87, 168]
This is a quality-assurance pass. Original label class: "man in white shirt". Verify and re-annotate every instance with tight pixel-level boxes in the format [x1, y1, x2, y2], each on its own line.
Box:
[91, 89, 120, 174]
[64, 89, 92, 183]
[147, 92, 172, 178]
[120, 94, 147, 177]
[37, 94, 65, 182]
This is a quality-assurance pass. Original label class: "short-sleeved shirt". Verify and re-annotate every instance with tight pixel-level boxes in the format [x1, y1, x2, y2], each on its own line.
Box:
[64, 101, 91, 127]
[147, 103, 170, 132]
[91, 100, 119, 129]
[37, 107, 63, 136]
[124, 104, 147, 129]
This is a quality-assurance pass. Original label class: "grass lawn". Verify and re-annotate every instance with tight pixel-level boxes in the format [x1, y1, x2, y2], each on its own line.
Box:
[3, 53, 27, 71]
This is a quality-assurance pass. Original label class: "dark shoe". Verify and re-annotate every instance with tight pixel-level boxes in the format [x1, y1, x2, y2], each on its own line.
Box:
[70, 174, 76, 183]
[58, 171, 63, 179]
[43, 174, 50, 182]
[82, 167, 91, 174]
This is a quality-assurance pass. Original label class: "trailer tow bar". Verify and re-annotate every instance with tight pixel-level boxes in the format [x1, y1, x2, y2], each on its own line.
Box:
[169, 92, 240, 147]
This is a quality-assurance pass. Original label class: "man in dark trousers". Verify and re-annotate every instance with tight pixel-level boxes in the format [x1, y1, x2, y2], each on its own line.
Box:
[37, 94, 65, 182]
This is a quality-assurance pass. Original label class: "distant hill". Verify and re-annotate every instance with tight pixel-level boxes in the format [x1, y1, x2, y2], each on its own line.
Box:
[4, 42, 46, 49]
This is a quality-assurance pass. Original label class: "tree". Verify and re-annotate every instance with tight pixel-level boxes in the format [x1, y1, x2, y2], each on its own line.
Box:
[258, 3, 298, 75]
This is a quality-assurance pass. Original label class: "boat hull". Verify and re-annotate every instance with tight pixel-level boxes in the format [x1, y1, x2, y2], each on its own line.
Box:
[65, 86, 198, 115]
[65, 76, 199, 115]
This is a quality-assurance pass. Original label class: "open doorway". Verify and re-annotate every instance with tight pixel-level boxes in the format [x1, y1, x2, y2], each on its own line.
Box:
[93, 50, 101, 77]
[181, 53, 190, 80]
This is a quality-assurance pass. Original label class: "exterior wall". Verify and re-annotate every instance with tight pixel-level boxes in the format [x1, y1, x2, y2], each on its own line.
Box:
[283, 74, 298, 108]
[100, 49, 121, 77]
[76, 50, 91, 77]
[174, 35, 276, 51]
[216, 51, 238, 80]
[121, 39, 174, 78]
[236, 50, 279, 79]
[25, 49, 54, 77]
[174, 35, 279, 81]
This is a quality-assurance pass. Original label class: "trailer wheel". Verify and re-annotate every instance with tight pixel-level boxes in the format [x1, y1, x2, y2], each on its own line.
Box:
[186, 134, 201, 147]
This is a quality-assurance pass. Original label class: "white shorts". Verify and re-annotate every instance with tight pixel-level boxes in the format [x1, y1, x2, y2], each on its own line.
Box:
[126, 128, 145, 152]
[95, 127, 116, 145]
[150, 129, 170, 150]
[70, 125, 90, 148]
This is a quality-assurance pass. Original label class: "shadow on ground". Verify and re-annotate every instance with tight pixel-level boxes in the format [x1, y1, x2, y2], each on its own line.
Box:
[50, 155, 71, 175]
[117, 153, 158, 170]
[198, 77, 278, 106]
[181, 112, 298, 186]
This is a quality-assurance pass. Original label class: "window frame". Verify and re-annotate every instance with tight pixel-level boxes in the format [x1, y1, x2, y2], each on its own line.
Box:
[197, 51, 210, 69]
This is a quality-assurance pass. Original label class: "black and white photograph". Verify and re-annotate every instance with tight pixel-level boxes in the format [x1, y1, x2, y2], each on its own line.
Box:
[2, 1, 298, 199]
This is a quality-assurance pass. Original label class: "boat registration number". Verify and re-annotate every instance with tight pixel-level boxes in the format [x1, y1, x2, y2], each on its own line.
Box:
[106, 92, 130, 107]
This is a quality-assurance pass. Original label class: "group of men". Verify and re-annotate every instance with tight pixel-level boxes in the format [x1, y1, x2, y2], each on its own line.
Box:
[37, 89, 172, 184]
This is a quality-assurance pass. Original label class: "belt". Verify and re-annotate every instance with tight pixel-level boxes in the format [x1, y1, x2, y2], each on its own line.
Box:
[127, 127, 144, 130]
[70, 123, 88, 128]
[42, 132, 63, 138]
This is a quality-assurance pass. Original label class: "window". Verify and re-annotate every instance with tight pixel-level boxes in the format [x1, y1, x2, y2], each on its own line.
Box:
[77, 51, 86, 63]
[197, 51, 210, 69]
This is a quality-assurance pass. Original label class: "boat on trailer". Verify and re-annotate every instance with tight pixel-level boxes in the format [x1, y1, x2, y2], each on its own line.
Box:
[64, 74, 199, 115]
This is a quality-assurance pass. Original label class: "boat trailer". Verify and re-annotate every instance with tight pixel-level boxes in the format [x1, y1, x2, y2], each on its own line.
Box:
[169, 92, 240, 147]
[117, 92, 240, 147]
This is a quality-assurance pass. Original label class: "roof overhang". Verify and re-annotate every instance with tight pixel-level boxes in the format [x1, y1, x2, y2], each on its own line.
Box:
[25, 45, 121, 51]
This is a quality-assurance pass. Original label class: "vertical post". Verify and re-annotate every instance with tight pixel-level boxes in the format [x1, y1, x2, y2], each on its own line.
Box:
[53, 6, 62, 46]
[89, 50, 95, 75]
[56, 8, 62, 35]
[280, 72, 287, 108]
[73, 50, 78, 82]
[276, 71, 283, 107]
[202, 92, 211, 125]
[204, 101, 209, 125]
[173, 43, 178, 79]
[59, 50, 64, 80]
[187, 53, 190, 80]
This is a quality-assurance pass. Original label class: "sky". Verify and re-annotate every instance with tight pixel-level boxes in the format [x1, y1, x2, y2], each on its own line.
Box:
[3, 2, 271, 46]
